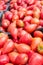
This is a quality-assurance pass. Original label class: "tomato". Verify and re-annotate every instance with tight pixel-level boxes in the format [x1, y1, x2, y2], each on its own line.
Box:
[8, 51, 19, 64]
[31, 37, 42, 51]
[0, 26, 5, 31]
[7, 22, 16, 32]
[0, 55, 9, 65]
[0, 33, 8, 48]
[16, 20, 24, 27]
[14, 43, 31, 53]
[37, 42, 43, 55]
[40, 19, 43, 26]
[25, 24, 37, 33]
[33, 7, 40, 19]
[5, 63, 14, 65]
[28, 53, 43, 65]
[25, 10, 33, 16]
[40, 7, 43, 19]
[34, 31, 43, 38]
[19, 33, 32, 45]
[31, 18, 40, 25]
[2, 39, 15, 54]
[15, 54, 28, 64]
[2, 19, 10, 28]
[23, 16, 32, 23]
[5, 11, 13, 21]
[12, 14, 19, 22]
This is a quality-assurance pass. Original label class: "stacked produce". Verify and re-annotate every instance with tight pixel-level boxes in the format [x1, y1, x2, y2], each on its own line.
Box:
[0, 0, 43, 65]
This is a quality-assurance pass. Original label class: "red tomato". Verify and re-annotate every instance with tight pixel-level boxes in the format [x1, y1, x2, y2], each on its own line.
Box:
[28, 53, 43, 65]
[5, 63, 14, 65]
[31, 37, 42, 51]
[0, 55, 9, 65]
[16, 20, 24, 27]
[8, 51, 19, 64]
[2, 39, 15, 54]
[23, 16, 32, 23]
[31, 18, 40, 25]
[40, 19, 43, 26]
[0, 33, 8, 48]
[5, 11, 13, 21]
[19, 33, 32, 45]
[15, 54, 28, 64]
[14, 43, 31, 53]
[34, 31, 43, 38]
[25, 24, 37, 33]
[0, 26, 5, 31]
[7, 22, 16, 32]
[33, 7, 40, 19]
[2, 19, 10, 28]
[40, 7, 43, 19]
[37, 42, 43, 55]
[12, 14, 19, 22]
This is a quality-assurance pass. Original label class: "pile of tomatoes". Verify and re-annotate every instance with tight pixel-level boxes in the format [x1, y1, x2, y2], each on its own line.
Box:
[0, 0, 43, 65]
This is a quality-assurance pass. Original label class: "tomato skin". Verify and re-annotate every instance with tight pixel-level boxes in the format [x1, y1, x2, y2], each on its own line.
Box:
[16, 20, 24, 27]
[0, 55, 9, 65]
[18, 29, 27, 38]
[37, 42, 43, 55]
[27, 50, 34, 59]
[0, 26, 5, 31]
[31, 18, 40, 25]
[23, 16, 32, 23]
[12, 14, 19, 22]
[2, 19, 10, 28]
[40, 8, 43, 19]
[19, 33, 32, 45]
[25, 10, 33, 16]
[24, 24, 37, 33]
[14, 43, 31, 53]
[0, 33, 8, 48]
[15, 54, 28, 65]
[2, 39, 15, 54]
[40, 19, 43, 26]
[5, 63, 14, 65]
[8, 52, 19, 64]
[31, 37, 42, 51]
[33, 7, 40, 19]
[5, 11, 13, 21]
[34, 31, 43, 38]
[28, 53, 43, 65]
[7, 22, 16, 32]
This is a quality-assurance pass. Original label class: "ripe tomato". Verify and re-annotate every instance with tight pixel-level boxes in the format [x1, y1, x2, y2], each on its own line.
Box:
[0, 33, 8, 48]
